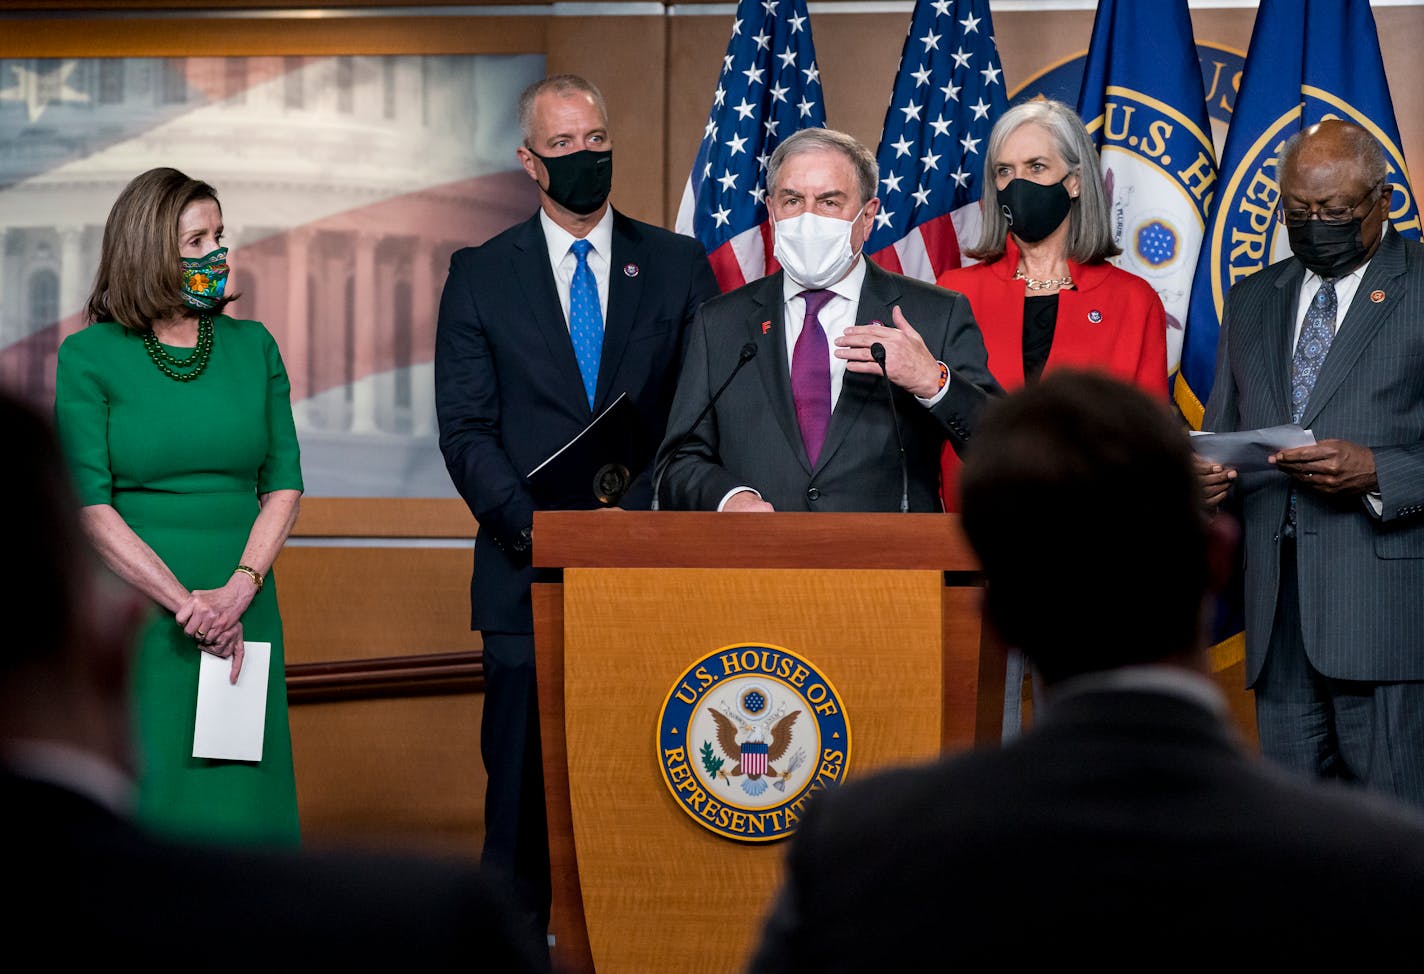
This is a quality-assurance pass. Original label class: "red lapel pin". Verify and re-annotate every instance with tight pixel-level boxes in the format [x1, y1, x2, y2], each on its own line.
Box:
[761, 320, 771, 335]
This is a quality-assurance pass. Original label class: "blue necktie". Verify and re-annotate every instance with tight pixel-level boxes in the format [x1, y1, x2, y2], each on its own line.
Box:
[1286, 277, 1336, 533]
[569, 238, 603, 411]
[1291, 278, 1337, 424]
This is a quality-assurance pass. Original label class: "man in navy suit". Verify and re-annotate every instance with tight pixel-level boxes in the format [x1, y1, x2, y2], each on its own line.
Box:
[435, 75, 718, 929]
[1201, 120, 1424, 806]
[750, 372, 1424, 970]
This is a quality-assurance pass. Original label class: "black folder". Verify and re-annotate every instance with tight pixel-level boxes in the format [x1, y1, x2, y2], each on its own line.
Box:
[525, 393, 657, 507]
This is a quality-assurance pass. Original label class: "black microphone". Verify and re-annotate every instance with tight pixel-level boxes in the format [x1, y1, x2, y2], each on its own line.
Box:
[651, 341, 758, 511]
[870, 342, 910, 514]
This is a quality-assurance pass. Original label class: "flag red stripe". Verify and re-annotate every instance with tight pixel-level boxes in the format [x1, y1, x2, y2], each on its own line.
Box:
[708, 240, 749, 293]
[916, 212, 963, 278]
[869, 245, 905, 275]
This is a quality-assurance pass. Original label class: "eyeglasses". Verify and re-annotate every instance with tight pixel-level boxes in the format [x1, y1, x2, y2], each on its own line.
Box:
[1278, 182, 1385, 227]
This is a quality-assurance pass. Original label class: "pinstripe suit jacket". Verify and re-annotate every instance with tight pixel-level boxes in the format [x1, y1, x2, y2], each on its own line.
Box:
[655, 261, 1000, 513]
[1204, 229, 1424, 684]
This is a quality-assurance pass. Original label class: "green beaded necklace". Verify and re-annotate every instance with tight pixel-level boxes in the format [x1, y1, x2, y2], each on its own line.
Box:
[143, 315, 215, 382]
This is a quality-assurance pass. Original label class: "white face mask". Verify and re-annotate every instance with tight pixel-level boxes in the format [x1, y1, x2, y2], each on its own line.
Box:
[772, 203, 867, 289]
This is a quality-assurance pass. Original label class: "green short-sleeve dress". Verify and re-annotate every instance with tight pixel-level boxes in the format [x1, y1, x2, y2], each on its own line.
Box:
[55, 316, 303, 846]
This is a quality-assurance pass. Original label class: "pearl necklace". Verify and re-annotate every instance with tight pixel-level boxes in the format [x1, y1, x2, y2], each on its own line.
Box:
[143, 315, 215, 382]
[1014, 266, 1075, 291]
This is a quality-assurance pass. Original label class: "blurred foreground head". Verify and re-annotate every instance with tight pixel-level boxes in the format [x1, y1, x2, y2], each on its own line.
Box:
[960, 371, 1216, 685]
[1, 388, 142, 762]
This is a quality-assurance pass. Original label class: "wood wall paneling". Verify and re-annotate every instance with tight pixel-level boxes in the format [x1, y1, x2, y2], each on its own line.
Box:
[290, 692, 487, 857]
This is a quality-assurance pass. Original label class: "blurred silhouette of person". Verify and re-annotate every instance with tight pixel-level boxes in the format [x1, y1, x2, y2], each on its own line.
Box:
[0, 387, 547, 972]
[750, 372, 1424, 970]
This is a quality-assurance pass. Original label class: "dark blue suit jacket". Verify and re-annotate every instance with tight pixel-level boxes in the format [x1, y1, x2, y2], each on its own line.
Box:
[435, 209, 718, 632]
[750, 688, 1424, 969]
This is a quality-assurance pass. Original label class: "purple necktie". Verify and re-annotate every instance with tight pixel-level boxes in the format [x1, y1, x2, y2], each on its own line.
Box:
[791, 289, 835, 466]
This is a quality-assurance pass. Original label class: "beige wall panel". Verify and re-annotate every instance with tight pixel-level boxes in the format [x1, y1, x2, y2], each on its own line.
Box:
[549, 16, 670, 227]
[275, 547, 477, 664]
[562, 567, 943, 974]
[291, 692, 486, 856]
[291, 497, 473, 539]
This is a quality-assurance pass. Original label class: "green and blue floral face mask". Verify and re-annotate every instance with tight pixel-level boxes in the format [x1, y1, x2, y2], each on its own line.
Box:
[180, 247, 229, 311]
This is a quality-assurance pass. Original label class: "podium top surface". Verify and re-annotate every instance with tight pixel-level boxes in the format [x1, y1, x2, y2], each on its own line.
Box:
[533, 511, 979, 571]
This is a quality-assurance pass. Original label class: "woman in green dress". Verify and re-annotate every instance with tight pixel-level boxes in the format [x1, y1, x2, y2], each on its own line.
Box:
[54, 168, 303, 846]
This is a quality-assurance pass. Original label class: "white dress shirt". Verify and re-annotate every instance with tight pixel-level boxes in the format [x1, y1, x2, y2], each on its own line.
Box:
[1291, 257, 1383, 514]
[540, 207, 613, 329]
[1292, 257, 1372, 348]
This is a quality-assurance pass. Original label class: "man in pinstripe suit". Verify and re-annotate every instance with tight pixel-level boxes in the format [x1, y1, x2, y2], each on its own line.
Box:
[1202, 119, 1424, 807]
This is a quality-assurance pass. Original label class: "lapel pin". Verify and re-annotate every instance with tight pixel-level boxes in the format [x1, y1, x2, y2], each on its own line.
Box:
[761, 320, 772, 335]
[1370, 289, 1386, 303]
[867, 319, 885, 329]
[1087, 309, 1103, 323]
[624, 263, 639, 278]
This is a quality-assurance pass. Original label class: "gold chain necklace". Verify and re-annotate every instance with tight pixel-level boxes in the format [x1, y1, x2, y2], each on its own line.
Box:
[143, 316, 215, 382]
[1014, 266, 1075, 291]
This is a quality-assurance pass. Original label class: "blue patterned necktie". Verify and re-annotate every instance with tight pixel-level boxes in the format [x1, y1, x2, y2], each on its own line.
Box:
[1286, 277, 1336, 533]
[1291, 278, 1337, 424]
[568, 238, 603, 411]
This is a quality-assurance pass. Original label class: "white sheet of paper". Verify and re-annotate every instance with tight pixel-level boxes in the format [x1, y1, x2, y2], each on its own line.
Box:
[193, 641, 270, 762]
[1189, 424, 1317, 472]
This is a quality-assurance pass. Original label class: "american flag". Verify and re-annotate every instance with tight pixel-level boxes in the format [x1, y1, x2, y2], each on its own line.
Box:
[676, 0, 826, 292]
[867, 0, 1007, 282]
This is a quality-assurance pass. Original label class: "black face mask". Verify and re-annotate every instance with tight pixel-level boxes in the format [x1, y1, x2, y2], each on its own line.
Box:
[1000, 177, 1074, 244]
[532, 148, 613, 216]
[1287, 217, 1370, 279]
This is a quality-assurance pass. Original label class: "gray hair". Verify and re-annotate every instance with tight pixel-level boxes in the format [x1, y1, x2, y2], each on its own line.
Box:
[1278, 122, 1389, 193]
[767, 127, 879, 208]
[967, 99, 1120, 264]
[517, 74, 608, 147]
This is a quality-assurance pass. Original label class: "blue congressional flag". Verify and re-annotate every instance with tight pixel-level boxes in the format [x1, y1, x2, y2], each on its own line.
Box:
[867, 0, 1006, 282]
[676, 0, 826, 292]
[1077, 0, 1215, 388]
[1180, 0, 1421, 428]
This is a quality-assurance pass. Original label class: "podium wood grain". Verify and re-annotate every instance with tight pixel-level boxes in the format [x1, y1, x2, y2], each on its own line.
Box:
[561, 568, 944, 974]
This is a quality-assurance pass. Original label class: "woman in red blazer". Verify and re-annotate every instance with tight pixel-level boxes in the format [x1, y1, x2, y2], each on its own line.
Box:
[937, 98, 1168, 508]
[937, 99, 1170, 735]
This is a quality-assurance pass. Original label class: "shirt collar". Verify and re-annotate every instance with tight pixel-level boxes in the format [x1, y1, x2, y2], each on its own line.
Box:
[1303, 255, 1371, 291]
[1040, 663, 1227, 717]
[780, 253, 869, 306]
[3, 739, 136, 816]
[540, 206, 614, 263]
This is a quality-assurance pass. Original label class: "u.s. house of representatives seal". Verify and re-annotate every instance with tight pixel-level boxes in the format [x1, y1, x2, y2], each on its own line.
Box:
[657, 643, 851, 842]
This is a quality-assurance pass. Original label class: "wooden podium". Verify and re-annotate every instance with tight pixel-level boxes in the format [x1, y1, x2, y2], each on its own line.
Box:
[532, 511, 1001, 973]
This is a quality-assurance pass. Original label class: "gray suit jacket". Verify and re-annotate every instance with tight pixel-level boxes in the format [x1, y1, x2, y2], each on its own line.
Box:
[656, 260, 999, 512]
[1203, 229, 1424, 684]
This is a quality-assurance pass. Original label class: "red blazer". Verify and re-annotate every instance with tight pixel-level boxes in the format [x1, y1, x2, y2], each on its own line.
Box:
[936, 237, 1169, 508]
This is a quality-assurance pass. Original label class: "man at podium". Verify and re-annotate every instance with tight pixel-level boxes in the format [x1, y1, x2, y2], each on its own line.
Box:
[749, 372, 1424, 967]
[655, 128, 999, 513]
